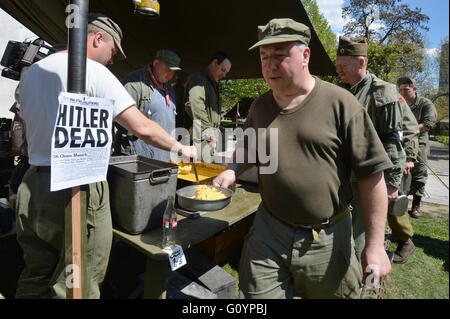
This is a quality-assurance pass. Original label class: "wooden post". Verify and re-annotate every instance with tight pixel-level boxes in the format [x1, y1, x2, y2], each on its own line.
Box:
[71, 188, 82, 299]
[65, 187, 87, 299]
[65, 0, 89, 299]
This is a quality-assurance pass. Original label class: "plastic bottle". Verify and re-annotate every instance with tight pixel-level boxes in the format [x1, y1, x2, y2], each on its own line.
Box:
[161, 195, 177, 248]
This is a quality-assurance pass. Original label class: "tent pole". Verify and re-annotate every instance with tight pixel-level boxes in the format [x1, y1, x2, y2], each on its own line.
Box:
[65, 0, 89, 299]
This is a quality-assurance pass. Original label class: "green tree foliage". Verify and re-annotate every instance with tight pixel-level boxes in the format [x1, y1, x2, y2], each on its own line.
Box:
[435, 38, 449, 121]
[342, 0, 429, 44]
[302, 0, 337, 60]
[366, 36, 426, 83]
[414, 38, 449, 121]
[301, 0, 338, 83]
[342, 0, 430, 82]
[433, 95, 449, 122]
[219, 0, 338, 110]
[219, 78, 269, 111]
[438, 38, 449, 92]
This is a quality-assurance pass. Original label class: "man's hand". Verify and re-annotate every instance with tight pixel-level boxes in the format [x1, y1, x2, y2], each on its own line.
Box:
[212, 169, 236, 189]
[361, 244, 392, 288]
[387, 185, 399, 201]
[357, 172, 391, 289]
[178, 145, 198, 162]
[206, 134, 218, 150]
[403, 161, 415, 176]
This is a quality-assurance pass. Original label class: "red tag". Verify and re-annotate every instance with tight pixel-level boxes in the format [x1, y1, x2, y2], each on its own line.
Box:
[399, 97, 405, 102]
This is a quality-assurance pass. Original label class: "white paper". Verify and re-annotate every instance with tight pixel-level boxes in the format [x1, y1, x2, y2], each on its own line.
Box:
[50, 92, 114, 192]
[163, 244, 187, 271]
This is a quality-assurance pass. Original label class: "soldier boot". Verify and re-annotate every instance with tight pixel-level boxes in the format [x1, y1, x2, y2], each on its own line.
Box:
[409, 195, 423, 219]
[393, 238, 415, 264]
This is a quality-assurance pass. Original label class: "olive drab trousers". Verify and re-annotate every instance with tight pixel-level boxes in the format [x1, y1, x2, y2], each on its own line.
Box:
[409, 143, 429, 197]
[15, 167, 112, 298]
[239, 205, 362, 299]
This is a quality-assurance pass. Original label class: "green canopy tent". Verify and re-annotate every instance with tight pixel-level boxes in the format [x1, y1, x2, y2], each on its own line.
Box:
[0, 0, 335, 79]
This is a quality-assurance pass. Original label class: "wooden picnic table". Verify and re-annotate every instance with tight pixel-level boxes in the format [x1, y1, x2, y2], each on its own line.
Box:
[112, 183, 261, 298]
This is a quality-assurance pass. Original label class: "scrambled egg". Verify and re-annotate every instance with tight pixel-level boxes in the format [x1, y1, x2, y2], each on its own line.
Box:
[178, 163, 192, 175]
[191, 185, 226, 200]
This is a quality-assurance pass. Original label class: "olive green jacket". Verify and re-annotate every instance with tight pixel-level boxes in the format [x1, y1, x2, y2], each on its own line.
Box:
[112, 66, 176, 155]
[122, 66, 176, 116]
[400, 98, 420, 161]
[184, 70, 221, 141]
[350, 73, 419, 188]
[410, 94, 437, 147]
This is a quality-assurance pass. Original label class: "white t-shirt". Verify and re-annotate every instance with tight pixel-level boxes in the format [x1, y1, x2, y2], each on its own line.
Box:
[20, 53, 135, 166]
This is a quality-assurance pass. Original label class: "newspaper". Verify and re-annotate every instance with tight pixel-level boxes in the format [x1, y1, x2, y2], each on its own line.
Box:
[50, 92, 114, 191]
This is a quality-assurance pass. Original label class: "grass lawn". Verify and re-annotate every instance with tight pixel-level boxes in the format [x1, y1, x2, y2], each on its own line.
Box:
[222, 203, 449, 299]
[383, 204, 449, 299]
[431, 135, 449, 146]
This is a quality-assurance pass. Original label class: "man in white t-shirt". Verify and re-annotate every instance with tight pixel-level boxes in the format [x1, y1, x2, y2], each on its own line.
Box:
[15, 13, 196, 299]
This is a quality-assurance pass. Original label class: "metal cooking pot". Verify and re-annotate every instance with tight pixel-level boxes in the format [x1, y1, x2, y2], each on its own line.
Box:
[176, 185, 233, 212]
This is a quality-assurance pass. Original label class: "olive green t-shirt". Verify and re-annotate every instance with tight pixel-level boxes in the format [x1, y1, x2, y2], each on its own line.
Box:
[244, 78, 392, 224]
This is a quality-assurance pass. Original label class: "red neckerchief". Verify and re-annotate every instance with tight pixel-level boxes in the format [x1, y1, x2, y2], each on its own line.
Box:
[147, 65, 171, 106]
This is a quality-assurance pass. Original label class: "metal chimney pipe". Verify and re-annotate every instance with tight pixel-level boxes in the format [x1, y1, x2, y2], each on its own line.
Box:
[67, 0, 89, 93]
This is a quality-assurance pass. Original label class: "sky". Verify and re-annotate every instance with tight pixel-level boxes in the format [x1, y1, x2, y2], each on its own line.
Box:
[315, 0, 449, 53]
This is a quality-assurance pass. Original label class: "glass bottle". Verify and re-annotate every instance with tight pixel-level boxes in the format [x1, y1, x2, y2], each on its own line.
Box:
[161, 195, 177, 248]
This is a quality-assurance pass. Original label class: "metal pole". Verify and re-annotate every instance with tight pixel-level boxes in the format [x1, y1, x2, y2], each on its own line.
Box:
[68, 0, 88, 94]
[66, 0, 89, 299]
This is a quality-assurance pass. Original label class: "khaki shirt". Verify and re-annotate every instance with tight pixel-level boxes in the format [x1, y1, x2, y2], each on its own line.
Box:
[350, 73, 419, 188]
[185, 70, 221, 141]
[410, 94, 437, 147]
[400, 99, 420, 160]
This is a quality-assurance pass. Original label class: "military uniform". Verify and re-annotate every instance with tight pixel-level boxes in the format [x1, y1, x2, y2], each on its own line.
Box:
[237, 21, 393, 299]
[337, 37, 419, 263]
[398, 77, 437, 217]
[113, 50, 180, 161]
[347, 73, 418, 256]
[408, 94, 437, 194]
[184, 70, 222, 156]
[122, 67, 177, 161]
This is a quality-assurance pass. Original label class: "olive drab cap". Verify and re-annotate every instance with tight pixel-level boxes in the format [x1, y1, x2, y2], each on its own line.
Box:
[156, 49, 182, 71]
[88, 13, 126, 60]
[249, 18, 311, 50]
[397, 76, 416, 87]
[337, 36, 368, 57]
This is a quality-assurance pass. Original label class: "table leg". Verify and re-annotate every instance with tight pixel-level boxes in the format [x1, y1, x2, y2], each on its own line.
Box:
[143, 256, 168, 299]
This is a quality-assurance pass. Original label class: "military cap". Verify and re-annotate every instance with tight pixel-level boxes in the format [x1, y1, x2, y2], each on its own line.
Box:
[397, 76, 416, 87]
[249, 18, 311, 51]
[337, 36, 368, 57]
[88, 13, 126, 60]
[156, 49, 182, 70]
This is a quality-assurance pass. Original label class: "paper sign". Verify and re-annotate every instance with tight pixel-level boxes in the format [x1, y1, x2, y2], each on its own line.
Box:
[163, 244, 187, 271]
[50, 92, 114, 191]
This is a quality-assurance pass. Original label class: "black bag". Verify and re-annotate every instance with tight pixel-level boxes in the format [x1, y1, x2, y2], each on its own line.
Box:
[9, 155, 29, 194]
[0, 201, 14, 236]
